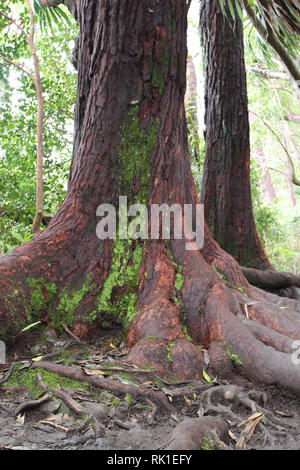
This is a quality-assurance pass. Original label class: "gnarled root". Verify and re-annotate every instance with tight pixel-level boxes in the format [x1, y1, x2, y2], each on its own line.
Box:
[127, 239, 300, 396]
[164, 416, 229, 450]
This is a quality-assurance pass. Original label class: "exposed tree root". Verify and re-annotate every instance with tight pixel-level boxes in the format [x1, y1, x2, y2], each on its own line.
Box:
[242, 267, 300, 291]
[14, 393, 51, 417]
[165, 415, 229, 450]
[1, 229, 300, 398]
[197, 383, 296, 449]
[124, 233, 300, 397]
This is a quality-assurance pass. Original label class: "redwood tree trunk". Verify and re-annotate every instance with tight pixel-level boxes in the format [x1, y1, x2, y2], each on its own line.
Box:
[1, 0, 300, 393]
[199, 0, 272, 270]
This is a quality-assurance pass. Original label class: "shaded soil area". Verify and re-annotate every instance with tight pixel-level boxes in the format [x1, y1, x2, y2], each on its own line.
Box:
[0, 326, 300, 451]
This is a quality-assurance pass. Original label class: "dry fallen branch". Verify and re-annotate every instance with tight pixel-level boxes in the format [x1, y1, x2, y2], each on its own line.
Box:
[38, 420, 70, 432]
[36, 372, 88, 416]
[31, 361, 174, 412]
[0, 363, 16, 385]
[236, 413, 264, 450]
[61, 323, 86, 344]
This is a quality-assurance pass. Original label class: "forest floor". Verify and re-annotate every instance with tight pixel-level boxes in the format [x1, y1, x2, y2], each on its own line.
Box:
[0, 325, 300, 451]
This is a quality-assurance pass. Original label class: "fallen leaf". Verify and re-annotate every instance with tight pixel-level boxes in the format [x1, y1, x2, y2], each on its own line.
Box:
[31, 356, 43, 362]
[83, 368, 108, 376]
[202, 369, 211, 382]
[275, 410, 294, 417]
[171, 414, 180, 422]
[184, 396, 191, 407]
[16, 413, 25, 426]
[236, 413, 264, 450]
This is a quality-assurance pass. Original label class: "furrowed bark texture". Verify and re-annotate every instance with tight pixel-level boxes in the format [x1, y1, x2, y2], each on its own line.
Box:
[200, 0, 272, 270]
[1, 0, 300, 393]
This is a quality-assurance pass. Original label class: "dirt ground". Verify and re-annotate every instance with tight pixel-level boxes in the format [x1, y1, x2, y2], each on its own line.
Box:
[0, 326, 299, 451]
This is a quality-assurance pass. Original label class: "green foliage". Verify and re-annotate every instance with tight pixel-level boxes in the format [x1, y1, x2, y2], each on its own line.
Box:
[33, 0, 73, 30]
[0, 2, 77, 254]
[220, 342, 242, 366]
[219, 0, 243, 24]
[202, 434, 213, 450]
[124, 393, 134, 404]
[111, 397, 121, 407]
[21, 320, 41, 332]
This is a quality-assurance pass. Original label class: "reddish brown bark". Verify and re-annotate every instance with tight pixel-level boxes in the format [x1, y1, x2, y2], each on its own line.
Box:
[1, 0, 300, 394]
[199, 0, 272, 270]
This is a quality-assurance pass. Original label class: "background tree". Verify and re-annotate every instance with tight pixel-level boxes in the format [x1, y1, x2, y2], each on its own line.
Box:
[200, 0, 272, 270]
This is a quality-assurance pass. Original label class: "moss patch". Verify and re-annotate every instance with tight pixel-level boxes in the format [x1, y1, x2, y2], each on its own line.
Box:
[116, 108, 159, 204]
[4, 364, 89, 399]
[50, 276, 92, 330]
[84, 239, 142, 327]
[202, 434, 213, 450]
[27, 278, 57, 322]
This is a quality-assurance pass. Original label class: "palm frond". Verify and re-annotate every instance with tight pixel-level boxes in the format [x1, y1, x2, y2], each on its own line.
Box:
[33, 0, 73, 29]
[257, 0, 300, 36]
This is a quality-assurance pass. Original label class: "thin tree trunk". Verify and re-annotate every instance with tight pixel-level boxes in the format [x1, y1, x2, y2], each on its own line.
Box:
[185, 56, 198, 126]
[281, 120, 296, 207]
[26, 0, 44, 233]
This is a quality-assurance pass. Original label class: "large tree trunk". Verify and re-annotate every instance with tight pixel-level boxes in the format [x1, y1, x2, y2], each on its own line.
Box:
[1, 0, 300, 393]
[199, 0, 272, 270]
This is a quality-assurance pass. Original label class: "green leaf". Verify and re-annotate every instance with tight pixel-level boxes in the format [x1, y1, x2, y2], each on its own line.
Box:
[228, 0, 236, 21]
[202, 369, 211, 383]
[235, 0, 243, 20]
[21, 321, 42, 332]
[32, 355, 43, 362]
[219, 0, 228, 20]
[11, 231, 26, 243]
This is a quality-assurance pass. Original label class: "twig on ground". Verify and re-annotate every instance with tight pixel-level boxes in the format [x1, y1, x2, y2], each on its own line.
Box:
[61, 323, 87, 345]
[0, 363, 16, 385]
[38, 420, 70, 432]
[36, 372, 88, 416]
